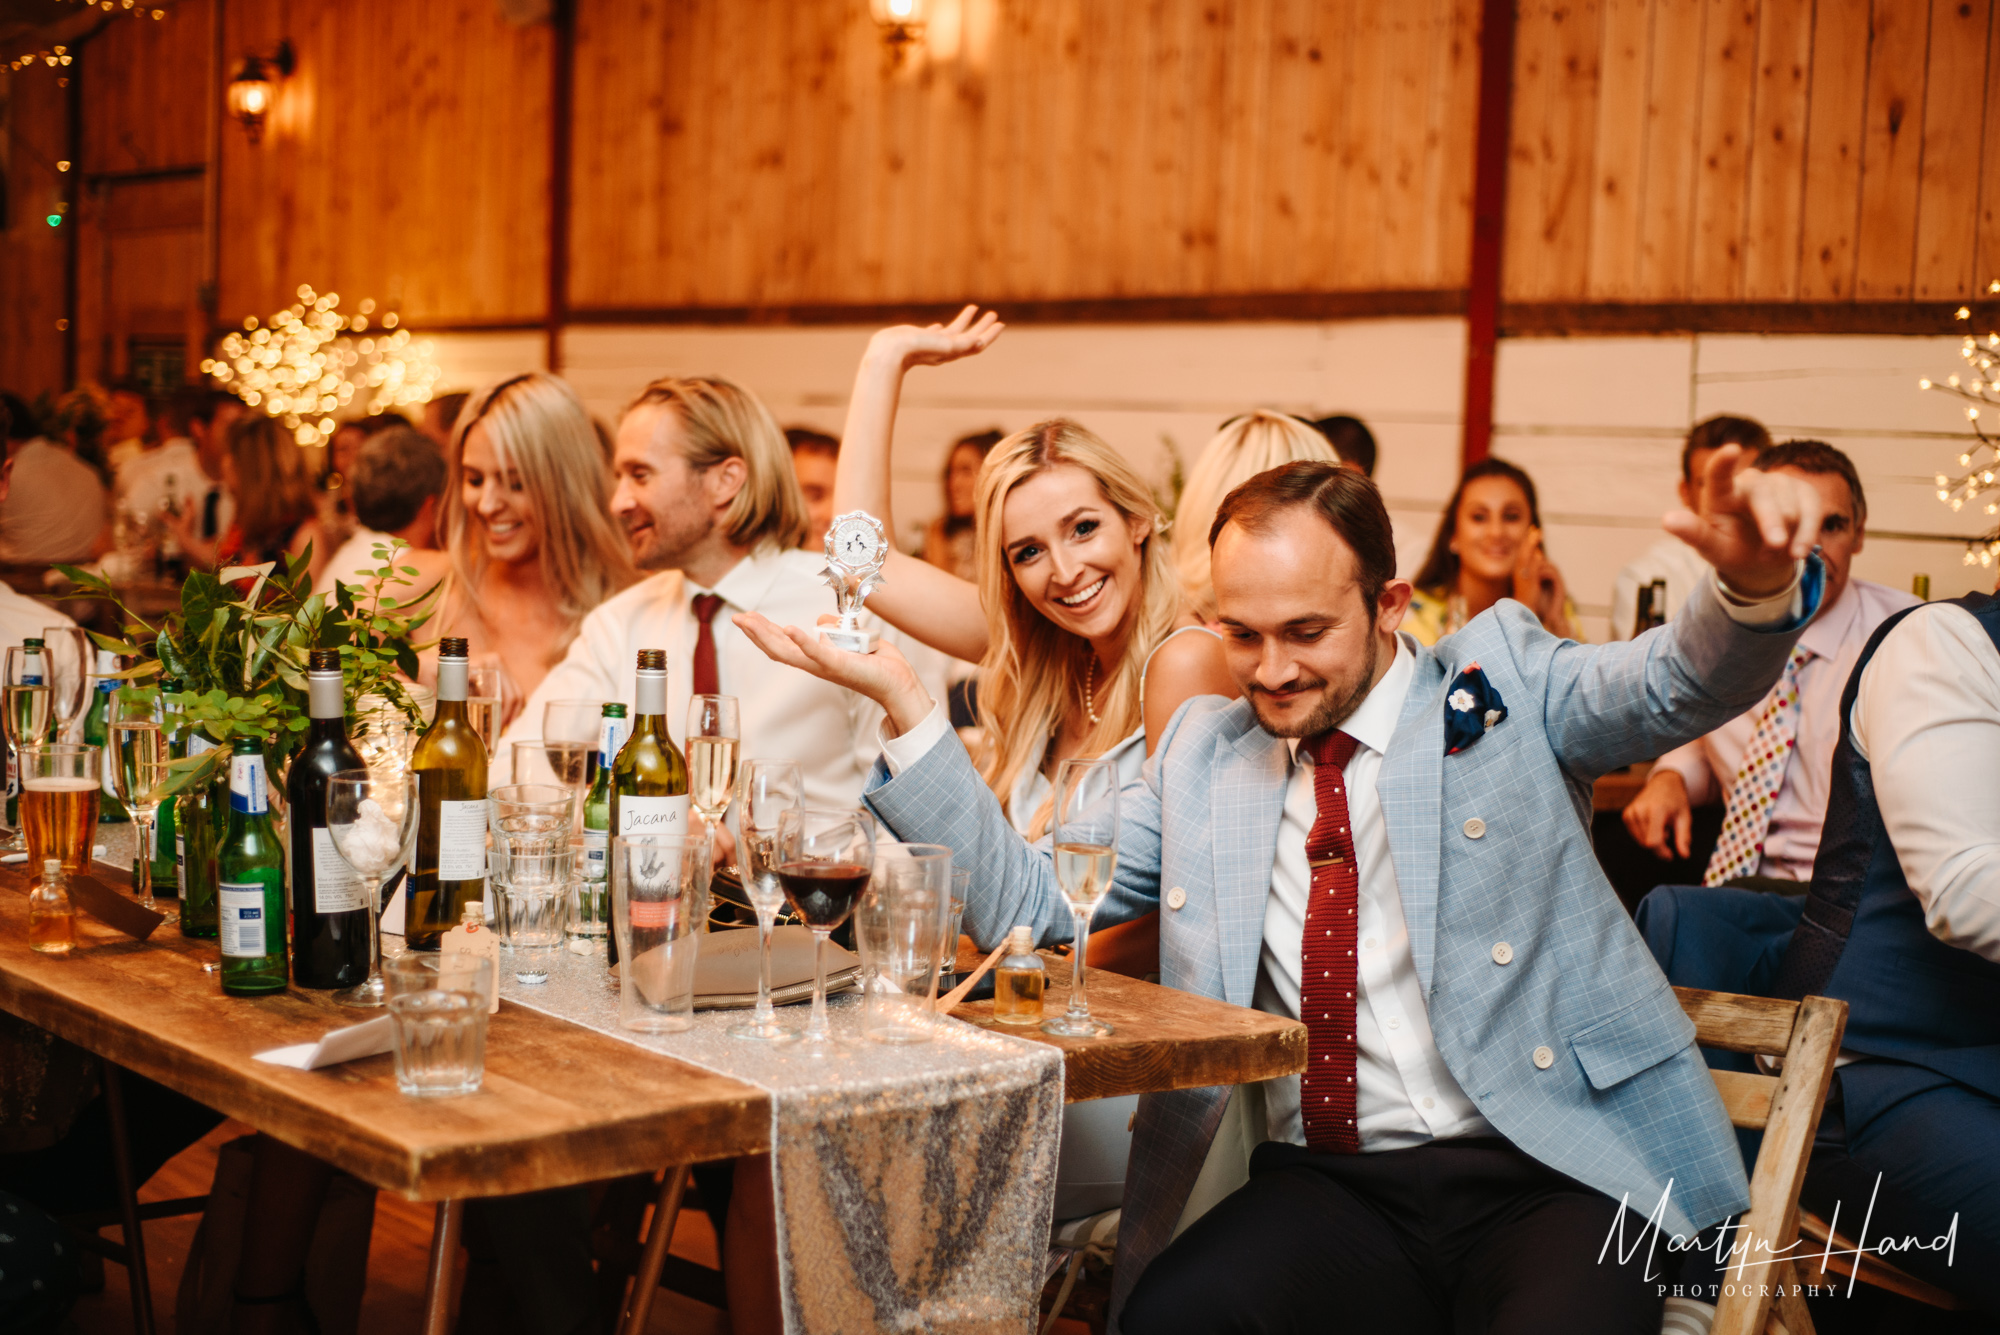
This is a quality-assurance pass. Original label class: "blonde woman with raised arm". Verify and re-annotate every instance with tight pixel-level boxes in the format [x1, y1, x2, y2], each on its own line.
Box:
[829, 307, 1237, 836]
[418, 373, 637, 719]
[1172, 410, 1343, 624]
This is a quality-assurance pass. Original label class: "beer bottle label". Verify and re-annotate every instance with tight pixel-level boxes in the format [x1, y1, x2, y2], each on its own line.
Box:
[220, 882, 267, 957]
[582, 827, 609, 882]
[229, 754, 267, 814]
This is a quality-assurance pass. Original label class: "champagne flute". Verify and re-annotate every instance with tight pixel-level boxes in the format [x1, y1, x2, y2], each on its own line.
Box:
[42, 627, 90, 743]
[686, 695, 739, 836]
[1044, 757, 1119, 1038]
[465, 658, 505, 755]
[728, 760, 802, 1041]
[327, 768, 421, 1007]
[3, 645, 54, 854]
[775, 806, 874, 1055]
[110, 695, 171, 922]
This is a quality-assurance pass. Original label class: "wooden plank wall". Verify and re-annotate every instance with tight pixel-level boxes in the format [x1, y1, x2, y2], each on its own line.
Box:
[566, 0, 1484, 310]
[1, 59, 70, 395]
[1506, 0, 2000, 304]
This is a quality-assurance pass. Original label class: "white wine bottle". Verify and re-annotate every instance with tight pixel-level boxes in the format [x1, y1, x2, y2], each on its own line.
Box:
[407, 637, 489, 950]
[607, 649, 688, 967]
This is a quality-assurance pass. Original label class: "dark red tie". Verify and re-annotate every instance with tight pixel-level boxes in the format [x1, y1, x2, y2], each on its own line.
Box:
[691, 593, 724, 698]
[1300, 730, 1362, 1153]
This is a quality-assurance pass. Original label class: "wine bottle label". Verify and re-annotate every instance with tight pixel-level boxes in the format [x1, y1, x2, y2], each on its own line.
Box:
[230, 754, 268, 813]
[312, 826, 368, 912]
[175, 833, 186, 895]
[220, 882, 268, 957]
[618, 795, 689, 837]
[437, 799, 489, 881]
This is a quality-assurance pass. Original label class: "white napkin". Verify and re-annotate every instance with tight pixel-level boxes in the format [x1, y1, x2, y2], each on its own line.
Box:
[253, 1015, 393, 1070]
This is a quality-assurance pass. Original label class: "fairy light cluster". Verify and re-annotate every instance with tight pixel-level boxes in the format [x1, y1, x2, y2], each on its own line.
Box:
[9, 3, 168, 73]
[200, 286, 441, 447]
[1922, 281, 2000, 567]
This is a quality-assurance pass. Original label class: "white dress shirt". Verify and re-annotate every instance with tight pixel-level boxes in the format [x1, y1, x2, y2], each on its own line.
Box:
[1652, 578, 1918, 881]
[313, 527, 395, 597]
[505, 545, 889, 810]
[1851, 601, 2000, 963]
[0, 581, 77, 651]
[115, 439, 204, 519]
[0, 439, 106, 564]
[1610, 537, 1714, 640]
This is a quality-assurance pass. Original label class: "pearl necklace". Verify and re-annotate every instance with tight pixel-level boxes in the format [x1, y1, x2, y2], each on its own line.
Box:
[1083, 657, 1103, 727]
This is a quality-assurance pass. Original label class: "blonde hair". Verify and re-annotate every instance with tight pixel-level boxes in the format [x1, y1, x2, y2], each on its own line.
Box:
[1172, 411, 1340, 622]
[974, 419, 1182, 836]
[623, 374, 810, 553]
[226, 415, 316, 558]
[441, 373, 636, 642]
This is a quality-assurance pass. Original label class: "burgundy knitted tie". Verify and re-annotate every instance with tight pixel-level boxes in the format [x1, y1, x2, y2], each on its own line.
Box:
[690, 593, 724, 698]
[1299, 730, 1362, 1153]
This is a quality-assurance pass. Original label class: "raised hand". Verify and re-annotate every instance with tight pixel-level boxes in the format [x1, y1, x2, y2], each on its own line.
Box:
[1662, 445, 1824, 600]
[869, 305, 1006, 372]
[733, 611, 937, 737]
[1511, 528, 1576, 639]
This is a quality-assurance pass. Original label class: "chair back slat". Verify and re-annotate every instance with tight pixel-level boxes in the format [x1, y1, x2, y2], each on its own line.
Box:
[1710, 1068, 1779, 1129]
[1675, 986, 1800, 1056]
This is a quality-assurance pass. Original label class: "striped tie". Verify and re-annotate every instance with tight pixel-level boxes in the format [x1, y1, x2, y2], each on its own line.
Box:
[1704, 645, 1812, 886]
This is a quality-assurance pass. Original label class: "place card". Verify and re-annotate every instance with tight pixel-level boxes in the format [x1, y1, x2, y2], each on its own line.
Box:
[253, 1015, 393, 1070]
[67, 872, 165, 941]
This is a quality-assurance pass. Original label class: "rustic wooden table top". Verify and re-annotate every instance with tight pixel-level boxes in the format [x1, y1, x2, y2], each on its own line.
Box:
[0, 860, 1307, 1199]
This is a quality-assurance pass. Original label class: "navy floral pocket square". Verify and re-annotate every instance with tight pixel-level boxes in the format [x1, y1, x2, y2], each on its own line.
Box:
[1444, 662, 1507, 756]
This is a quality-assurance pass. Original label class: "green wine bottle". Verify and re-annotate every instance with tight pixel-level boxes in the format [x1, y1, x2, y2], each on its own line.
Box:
[219, 737, 287, 995]
[607, 650, 688, 968]
[143, 679, 182, 894]
[407, 636, 489, 951]
[577, 702, 628, 945]
[81, 649, 130, 824]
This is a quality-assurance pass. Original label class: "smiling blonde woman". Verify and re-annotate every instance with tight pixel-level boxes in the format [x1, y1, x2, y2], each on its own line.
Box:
[420, 373, 637, 714]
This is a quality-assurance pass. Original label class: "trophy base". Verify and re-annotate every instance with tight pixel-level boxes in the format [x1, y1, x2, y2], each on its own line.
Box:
[820, 626, 878, 654]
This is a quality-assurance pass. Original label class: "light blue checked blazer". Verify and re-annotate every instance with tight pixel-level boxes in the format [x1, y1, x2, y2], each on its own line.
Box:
[865, 576, 1817, 1317]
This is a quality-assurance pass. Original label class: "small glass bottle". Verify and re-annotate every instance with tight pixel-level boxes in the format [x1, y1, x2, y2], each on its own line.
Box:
[993, 926, 1046, 1026]
[29, 857, 75, 955]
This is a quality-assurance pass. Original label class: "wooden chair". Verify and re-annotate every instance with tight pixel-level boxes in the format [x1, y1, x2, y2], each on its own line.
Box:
[1676, 986, 1846, 1335]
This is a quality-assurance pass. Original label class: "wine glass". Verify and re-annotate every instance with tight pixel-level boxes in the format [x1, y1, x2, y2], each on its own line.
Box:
[109, 693, 171, 922]
[1044, 757, 1119, 1038]
[728, 760, 802, 1041]
[465, 658, 505, 755]
[686, 695, 739, 837]
[2, 644, 55, 855]
[41, 627, 90, 744]
[327, 768, 421, 1007]
[775, 806, 874, 1055]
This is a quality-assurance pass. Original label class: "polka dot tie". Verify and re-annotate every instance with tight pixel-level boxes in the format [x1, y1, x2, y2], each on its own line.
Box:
[1703, 644, 1812, 886]
[1300, 730, 1362, 1154]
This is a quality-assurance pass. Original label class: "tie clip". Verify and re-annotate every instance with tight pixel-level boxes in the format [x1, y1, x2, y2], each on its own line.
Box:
[1309, 854, 1347, 868]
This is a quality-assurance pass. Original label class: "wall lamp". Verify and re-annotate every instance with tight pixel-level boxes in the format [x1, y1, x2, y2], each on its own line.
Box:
[228, 40, 294, 143]
[868, 0, 927, 60]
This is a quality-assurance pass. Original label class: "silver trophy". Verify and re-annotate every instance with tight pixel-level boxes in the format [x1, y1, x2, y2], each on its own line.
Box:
[819, 510, 889, 653]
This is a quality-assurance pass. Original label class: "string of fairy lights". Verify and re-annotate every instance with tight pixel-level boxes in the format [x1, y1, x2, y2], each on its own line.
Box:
[201, 287, 442, 447]
[7, 1, 170, 74]
[1923, 282, 2000, 568]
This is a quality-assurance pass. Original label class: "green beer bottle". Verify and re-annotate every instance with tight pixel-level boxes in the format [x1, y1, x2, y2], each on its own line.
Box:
[177, 726, 224, 939]
[218, 737, 287, 995]
[576, 702, 628, 946]
[143, 679, 182, 893]
[82, 650, 130, 824]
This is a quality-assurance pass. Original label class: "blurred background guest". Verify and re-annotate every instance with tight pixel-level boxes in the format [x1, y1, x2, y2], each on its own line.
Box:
[423, 390, 470, 449]
[425, 374, 636, 716]
[179, 388, 244, 555]
[1611, 414, 1772, 640]
[1404, 456, 1578, 644]
[289, 414, 408, 587]
[101, 381, 152, 477]
[117, 387, 209, 556]
[314, 425, 448, 596]
[0, 418, 81, 647]
[165, 415, 316, 568]
[1174, 410, 1340, 623]
[784, 425, 841, 546]
[919, 428, 1002, 582]
[1302, 412, 1379, 477]
[0, 392, 106, 564]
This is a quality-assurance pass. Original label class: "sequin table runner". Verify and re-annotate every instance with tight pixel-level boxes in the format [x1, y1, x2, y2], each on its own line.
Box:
[499, 948, 1063, 1334]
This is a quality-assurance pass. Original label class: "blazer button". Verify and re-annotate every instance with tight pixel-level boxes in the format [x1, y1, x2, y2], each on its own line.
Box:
[1491, 941, 1514, 965]
[1463, 817, 1487, 839]
[1165, 886, 1188, 911]
[1532, 1045, 1554, 1070]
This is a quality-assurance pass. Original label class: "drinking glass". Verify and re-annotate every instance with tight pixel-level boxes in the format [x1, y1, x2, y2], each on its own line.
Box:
[385, 953, 494, 1097]
[727, 760, 802, 1041]
[465, 658, 505, 756]
[41, 627, 90, 743]
[855, 843, 952, 1045]
[327, 768, 420, 1008]
[1045, 757, 1119, 1038]
[775, 807, 875, 1055]
[20, 743, 100, 877]
[494, 846, 572, 984]
[685, 695, 740, 836]
[2, 645, 54, 854]
[511, 738, 590, 832]
[109, 694, 170, 922]
[612, 833, 713, 1033]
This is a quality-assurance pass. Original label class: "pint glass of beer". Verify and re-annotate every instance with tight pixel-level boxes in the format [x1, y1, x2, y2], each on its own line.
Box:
[21, 743, 101, 878]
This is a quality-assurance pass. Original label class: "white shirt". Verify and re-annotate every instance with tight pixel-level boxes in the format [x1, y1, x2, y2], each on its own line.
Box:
[1253, 637, 1497, 1150]
[115, 439, 204, 520]
[0, 439, 105, 563]
[0, 580, 76, 652]
[1610, 537, 1713, 640]
[505, 545, 888, 810]
[1653, 578, 1918, 881]
[1850, 602, 2000, 963]
[313, 527, 395, 597]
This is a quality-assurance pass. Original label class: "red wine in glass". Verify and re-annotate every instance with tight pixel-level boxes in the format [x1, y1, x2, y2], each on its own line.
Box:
[776, 862, 870, 930]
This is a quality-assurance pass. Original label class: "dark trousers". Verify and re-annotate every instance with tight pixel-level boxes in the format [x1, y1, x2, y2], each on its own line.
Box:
[1121, 1137, 1663, 1335]
[458, 1188, 598, 1335]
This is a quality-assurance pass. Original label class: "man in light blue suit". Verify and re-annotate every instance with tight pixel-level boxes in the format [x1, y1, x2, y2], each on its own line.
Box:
[740, 454, 1826, 1333]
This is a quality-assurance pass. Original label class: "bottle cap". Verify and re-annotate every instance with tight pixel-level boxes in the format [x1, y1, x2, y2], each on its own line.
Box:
[439, 637, 470, 660]
[460, 902, 484, 927]
[23, 637, 42, 649]
[1008, 925, 1033, 952]
[601, 701, 627, 716]
[636, 649, 666, 672]
[308, 648, 341, 672]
